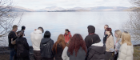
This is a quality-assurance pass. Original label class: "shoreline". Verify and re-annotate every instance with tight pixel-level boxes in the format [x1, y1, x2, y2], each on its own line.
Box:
[0, 44, 140, 53]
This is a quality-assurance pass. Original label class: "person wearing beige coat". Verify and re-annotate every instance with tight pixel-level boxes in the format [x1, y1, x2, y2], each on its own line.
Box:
[106, 35, 114, 52]
[105, 28, 115, 60]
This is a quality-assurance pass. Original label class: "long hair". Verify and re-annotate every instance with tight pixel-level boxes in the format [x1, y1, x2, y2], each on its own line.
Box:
[68, 34, 87, 57]
[52, 34, 66, 53]
[121, 31, 132, 46]
[115, 30, 122, 42]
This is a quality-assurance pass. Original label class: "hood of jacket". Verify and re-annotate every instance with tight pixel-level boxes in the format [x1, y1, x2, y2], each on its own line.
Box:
[92, 42, 103, 47]
[41, 38, 51, 44]
[34, 29, 42, 34]
[90, 42, 105, 54]
[44, 31, 51, 38]
[88, 25, 95, 34]
[31, 29, 43, 41]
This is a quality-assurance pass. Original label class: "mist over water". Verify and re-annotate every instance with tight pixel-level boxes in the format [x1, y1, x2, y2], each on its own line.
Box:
[2, 12, 137, 46]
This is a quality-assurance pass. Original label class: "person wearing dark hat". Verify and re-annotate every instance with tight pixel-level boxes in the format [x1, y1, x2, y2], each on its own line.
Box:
[31, 27, 44, 60]
[86, 34, 105, 60]
[85, 25, 100, 49]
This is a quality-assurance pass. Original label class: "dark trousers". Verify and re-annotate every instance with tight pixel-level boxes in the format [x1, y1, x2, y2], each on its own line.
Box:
[10, 48, 16, 60]
[114, 53, 118, 60]
[41, 58, 53, 60]
[105, 52, 114, 60]
[33, 51, 41, 60]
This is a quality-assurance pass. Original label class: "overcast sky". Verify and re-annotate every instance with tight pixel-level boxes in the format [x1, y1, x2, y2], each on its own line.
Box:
[13, 0, 133, 10]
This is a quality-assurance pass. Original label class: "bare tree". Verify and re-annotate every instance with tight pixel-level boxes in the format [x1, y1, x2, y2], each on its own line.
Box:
[130, 0, 140, 6]
[123, 0, 140, 42]
[129, 0, 140, 11]
[123, 11, 140, 41]
[0, 0, 17, 37]
[0, 0, 19, 46]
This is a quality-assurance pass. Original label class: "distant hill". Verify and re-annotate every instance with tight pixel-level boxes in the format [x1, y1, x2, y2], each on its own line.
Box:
[125, 7, 140, 11]
[11, 6, 34, 12]
[10, 6, 130, 12]
[90, 6, 128, 11]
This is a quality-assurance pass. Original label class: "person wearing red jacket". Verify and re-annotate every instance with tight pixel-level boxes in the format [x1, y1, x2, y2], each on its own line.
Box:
[64, 29, 72, 43]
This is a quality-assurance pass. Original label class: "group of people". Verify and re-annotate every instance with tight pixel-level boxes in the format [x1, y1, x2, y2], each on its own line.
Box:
[8, 25, 134, 60]
[8, 25, 29, 60]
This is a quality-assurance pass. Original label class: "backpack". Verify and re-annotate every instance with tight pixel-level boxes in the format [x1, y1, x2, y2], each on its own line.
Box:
[40, 39, 53, 58]
[16, 38, 29, 57]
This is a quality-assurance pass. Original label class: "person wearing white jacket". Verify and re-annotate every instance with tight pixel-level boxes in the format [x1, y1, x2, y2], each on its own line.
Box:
[117, 31, 134, 60]
[31, 27, 44, 60]
[62, 46, 69, 60]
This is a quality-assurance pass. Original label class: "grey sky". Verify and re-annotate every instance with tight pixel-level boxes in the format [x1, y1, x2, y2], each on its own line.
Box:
[13, 0, 133, 10]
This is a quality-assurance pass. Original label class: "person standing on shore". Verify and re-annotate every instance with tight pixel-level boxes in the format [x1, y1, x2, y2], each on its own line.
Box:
[31, 27, 44, 60]
[16, 31, 30, 60]
[52, 34, 66, 60]
[67, 34, 87, 60]
[85, 25, 100, 49]
[117, 31, 134, 60]
[103, 25, 109, 45]
[64, 29, 72, 43]
[105, 28, 115, 60]
[40, 31, 54, 60]
[114, 30, 122, 60]
[8, 25, 18, 60]
[86, 34, 105, 60]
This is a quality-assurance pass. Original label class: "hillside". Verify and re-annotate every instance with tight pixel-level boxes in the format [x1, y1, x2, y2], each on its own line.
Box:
[10, 6, 129, 12]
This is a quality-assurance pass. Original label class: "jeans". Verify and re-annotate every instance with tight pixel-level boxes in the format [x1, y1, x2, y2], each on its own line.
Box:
[10, 48, 16, 60]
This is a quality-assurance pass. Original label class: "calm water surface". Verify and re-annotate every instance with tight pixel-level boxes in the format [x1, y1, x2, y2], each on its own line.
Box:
[3, 12, 136, 46]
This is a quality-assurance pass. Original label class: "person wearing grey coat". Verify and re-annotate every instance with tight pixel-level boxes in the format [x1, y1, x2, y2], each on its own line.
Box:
[67, 47, 86, 60]
[67, 34, 87, 60]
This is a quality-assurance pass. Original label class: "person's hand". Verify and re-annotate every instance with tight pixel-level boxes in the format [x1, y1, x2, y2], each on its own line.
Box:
[15, 32, 18, 36]
[11, 38, 13, 41]
[115, 49, 117, 51]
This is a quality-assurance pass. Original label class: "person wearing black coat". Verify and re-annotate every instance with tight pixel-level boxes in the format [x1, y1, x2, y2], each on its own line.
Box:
[103, 31, 108, 45]
[40, 31, 54, 60]
[85, 25, 100, 49]
[103, 25, 109, 45]
[16, 31, 30, 60]
[52, 34, 66, 60]
[53, 44, 64, 60]
[86, 34, 105, 60]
